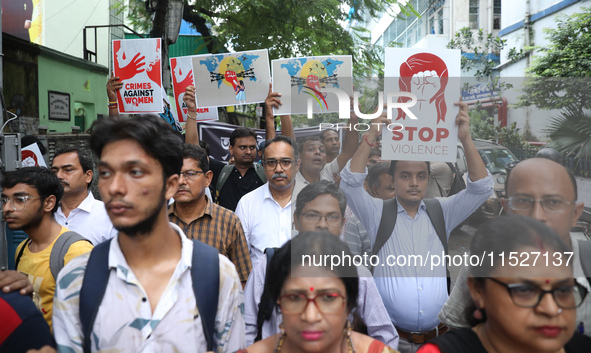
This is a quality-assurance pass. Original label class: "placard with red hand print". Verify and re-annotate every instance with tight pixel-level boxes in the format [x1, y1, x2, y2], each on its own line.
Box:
[191, 49, 270, 107]
[170, 56, 219, 122]
[382, 48, 461, 163]
[112, 38, 163, 114]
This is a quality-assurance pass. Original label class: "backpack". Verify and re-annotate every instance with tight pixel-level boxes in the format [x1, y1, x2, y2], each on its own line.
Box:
[15, 231, 91, 280]
[372, 198, 451, 293]
[255, 247, 279, 342]
[79, 238, 220, 353]
[215, 164, 267, 200]
[446, 162, 466, 196]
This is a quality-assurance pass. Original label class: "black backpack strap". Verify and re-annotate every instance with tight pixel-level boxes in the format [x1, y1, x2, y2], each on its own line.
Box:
[191, 239, 220, 352]
[215, 164, 235, 197]
[445, 162, 457, 176]
[424, 199, 447, 254]
[424, 198, 451, 293]
[255, 247, 278, 342]
[371, 198, 398, 258]
[50, 231, 92, 280]
[80, 239, 112, 353]
[14, 238, 31, 271]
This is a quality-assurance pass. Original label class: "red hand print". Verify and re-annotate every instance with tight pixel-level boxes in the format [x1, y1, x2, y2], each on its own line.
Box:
[116, 52, 146, 81]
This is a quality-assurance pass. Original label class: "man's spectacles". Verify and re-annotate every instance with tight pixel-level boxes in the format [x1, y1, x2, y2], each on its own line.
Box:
[507, 196, 574, 213]
[1, 195, 41, 211]
[261, 159, 295, 171]
[488, 278, 588, 309]
[180, 170, 206, 180]
[300, 212, 342, 226]
[278, 292, 346, 314]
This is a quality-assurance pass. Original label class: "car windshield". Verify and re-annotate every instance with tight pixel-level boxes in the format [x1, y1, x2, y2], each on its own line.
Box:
[479, 148, 517, 174]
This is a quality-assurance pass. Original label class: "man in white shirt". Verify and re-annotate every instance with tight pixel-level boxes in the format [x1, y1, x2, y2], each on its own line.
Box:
[53, 115, 245, 353]
[51, 147, 116, 245]
[236, 135, 299, 266]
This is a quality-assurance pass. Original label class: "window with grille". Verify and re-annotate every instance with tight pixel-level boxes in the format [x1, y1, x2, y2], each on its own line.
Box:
[469, 0, 479, 29]
[493, 0, 501, 29]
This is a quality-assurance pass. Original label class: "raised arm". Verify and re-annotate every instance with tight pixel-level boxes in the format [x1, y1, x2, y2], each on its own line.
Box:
[279, 115, 294, 140]
[335, 107, 360, 171]
[183, 85, 199, 146]
[106, 71, 123, 118]
[350, 114, 389, 173]
[263, 83, 295, 140]
[455, 102, 488, 181]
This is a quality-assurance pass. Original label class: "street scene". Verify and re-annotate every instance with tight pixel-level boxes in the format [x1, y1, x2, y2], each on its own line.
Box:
[1, 0, 591, 352]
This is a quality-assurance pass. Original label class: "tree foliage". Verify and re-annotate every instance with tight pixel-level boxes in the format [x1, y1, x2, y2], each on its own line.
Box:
[127, 0, 413, 78]
[469, 106, 527, 148]
[514, 8, 591, 159]
[448, 27, 506, 77]
[448, 28, 526, 147]
[545, 108, 591, 159]
[516, 8, 591, 112]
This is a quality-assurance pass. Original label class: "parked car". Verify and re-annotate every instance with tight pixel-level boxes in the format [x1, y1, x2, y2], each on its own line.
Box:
[457, 139, 519, 225]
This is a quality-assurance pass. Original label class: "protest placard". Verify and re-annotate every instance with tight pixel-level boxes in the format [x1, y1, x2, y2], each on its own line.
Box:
[170, 56, 219, 122]
[113, 38, 163, 114]
[21, 143, 46, 167]
[191, 49, 270, 107]
[382, 48, 461, 162]
[271, 56, 353, 115]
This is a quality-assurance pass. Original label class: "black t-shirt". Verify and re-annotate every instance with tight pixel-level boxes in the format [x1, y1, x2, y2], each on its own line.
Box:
[217, 165, 264, 212]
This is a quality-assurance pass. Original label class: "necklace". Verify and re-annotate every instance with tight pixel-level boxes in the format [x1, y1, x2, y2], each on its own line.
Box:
[273, 333, 356, 353]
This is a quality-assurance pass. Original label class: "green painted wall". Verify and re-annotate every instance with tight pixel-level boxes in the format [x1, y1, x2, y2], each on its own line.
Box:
[37, 53, 109, 133]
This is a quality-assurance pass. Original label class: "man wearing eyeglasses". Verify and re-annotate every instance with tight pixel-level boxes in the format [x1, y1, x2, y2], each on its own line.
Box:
[236, 135, 299, 266]
[244, 180, 399, 348]
[1, 167, 93, 328]
[439, 157, 589, 335]
[168, 143, 252, 286]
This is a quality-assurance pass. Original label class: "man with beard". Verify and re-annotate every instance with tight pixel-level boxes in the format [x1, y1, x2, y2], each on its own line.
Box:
[235, 135, 299, 265]
[51, 147, 116, 244]
[53, 115, 245, 352]
[1, 167, 94, 328]
[169, 143, 252, 286]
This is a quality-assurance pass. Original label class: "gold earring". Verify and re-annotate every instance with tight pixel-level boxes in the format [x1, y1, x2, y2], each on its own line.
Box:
[279, 321, 285, 336]
[344, 319, 352, 337]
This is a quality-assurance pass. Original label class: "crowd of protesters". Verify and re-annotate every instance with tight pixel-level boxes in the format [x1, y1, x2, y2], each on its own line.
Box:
[0, 74, 590, 353]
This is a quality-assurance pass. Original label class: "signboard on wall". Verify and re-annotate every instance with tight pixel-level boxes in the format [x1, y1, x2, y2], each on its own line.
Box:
[48, 91, 70, 121]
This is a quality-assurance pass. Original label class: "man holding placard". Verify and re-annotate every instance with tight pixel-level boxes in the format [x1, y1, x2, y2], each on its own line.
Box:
[340, 103, 493, 353]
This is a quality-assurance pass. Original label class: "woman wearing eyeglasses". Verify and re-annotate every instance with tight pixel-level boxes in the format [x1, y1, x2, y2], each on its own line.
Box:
[238, 231, 398, 353]
[418, 215, 591, 353]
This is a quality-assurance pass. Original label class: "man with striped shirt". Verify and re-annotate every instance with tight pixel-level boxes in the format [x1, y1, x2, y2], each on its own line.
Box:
[169, 143, 252, 286]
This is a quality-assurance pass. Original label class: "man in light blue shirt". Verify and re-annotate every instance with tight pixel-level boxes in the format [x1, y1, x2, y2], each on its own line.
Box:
[339, 103, 493, 353]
